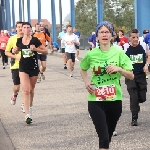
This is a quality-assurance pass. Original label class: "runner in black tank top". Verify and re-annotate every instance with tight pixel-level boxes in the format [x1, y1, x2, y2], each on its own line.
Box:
[14, 22, 48, 124]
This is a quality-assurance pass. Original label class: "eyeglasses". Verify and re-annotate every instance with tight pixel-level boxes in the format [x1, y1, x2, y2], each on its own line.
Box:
[99, 31, 111, 35]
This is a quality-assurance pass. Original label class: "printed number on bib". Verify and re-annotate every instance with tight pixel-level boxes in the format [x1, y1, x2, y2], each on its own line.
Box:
[95, 84, 116, 101]
[22, 49, 34, 58]
[1, 43, 6, 48]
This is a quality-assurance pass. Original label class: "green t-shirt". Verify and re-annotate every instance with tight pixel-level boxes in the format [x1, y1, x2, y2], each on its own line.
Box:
[80, 46, 133, 101]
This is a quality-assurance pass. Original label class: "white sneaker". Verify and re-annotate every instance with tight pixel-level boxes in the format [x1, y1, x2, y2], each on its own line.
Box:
[29, 107, 33, 116]
[21, 104, 25, 113]
[89, 114, 91, 119]
[70, 74, 73, 77]
[41, 74, 45, 80]
[11, 94, 18, 105]
[113, 131, 117, 136]
[37, 77, 41, 83]
[25, 114, 32, 124]
[75, 57, 79, 61]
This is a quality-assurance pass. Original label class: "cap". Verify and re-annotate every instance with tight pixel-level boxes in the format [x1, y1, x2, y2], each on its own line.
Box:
[62, 25, 66, 30]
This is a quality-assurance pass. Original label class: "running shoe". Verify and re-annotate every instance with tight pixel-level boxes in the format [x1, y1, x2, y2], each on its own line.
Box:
[70, 74, 73, 77]
[11, 94, 18, 105]
[21, 104, 25, 113]
[89, 114, 91, 119]
[113, 131, 118, 136]
[146, 75, 148, 79]
[75, 57, 79, 61]
[41, 74, 45, 80]
[3, 66, 5, 69]
[131, 119, 138, 126]
[37, 76, 41, 83]
[25, 114, 32, 124]
[64, 65, 67, 69]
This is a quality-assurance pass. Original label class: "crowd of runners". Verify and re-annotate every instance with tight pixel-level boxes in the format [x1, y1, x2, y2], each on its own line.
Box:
[1, 20, 150, 150]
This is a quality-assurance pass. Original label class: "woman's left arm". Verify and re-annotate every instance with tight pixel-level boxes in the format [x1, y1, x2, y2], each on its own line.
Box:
[106, 65, 134, 80]
[118, 68, 134, 80]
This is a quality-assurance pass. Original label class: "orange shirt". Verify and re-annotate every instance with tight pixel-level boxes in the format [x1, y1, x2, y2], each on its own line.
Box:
[33, 32, 51, 46]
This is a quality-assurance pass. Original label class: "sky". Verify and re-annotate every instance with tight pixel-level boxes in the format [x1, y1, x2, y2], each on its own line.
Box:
[9, 0, 79, 25]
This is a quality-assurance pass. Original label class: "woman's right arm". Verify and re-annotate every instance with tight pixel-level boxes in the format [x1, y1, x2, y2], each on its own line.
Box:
[80, 69, 95, 94]
[80, 69, 90, 84]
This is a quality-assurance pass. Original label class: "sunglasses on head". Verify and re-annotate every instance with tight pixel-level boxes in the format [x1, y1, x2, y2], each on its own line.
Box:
[143, 32, 149, 34]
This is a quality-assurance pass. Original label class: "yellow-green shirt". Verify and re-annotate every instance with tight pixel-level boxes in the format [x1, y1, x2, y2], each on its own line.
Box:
[5, 35, 21, 69]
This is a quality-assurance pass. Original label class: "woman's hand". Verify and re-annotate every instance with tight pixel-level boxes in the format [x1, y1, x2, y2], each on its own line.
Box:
[105, 65, 122, 74]
[30, 45, 36, 51]
[85, 82, 95, 94]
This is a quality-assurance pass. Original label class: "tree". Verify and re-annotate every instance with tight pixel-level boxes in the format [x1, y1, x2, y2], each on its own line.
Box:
[75, 0, 134, 35]
[104, 0, 134, 32]
[63, 13, 70, 22]
[75, 0, 97, 35]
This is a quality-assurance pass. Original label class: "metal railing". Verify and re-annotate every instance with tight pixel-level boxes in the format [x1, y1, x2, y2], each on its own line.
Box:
[56, 35, 91, 50]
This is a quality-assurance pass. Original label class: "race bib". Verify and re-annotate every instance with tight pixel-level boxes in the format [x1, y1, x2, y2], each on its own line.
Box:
[1, 43, 6, 48]
[130, 54, 143, 64]
[95, 84, 116, 101]
[22, 49, 34, 58]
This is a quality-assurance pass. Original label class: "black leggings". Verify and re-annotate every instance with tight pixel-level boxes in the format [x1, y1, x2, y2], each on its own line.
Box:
[0, 49, 8, 66]
[88, 101, 122, 149]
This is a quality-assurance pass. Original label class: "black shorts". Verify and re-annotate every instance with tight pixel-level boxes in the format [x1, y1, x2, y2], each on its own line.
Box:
[19, 67, 39, 77]
[66, 52, 75, 62]
[75, 45, 79, 49]
[11, 69, 20, 85]
[37, 54, 47, 61]
[61, 48, 65, 53]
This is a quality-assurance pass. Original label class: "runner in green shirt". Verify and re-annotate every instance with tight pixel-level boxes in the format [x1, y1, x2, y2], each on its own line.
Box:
[80, 21, 134, 150]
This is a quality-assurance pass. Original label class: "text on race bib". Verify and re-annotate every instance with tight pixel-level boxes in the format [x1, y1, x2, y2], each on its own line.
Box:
[1, 43, 6, 47]
[22, 49, 34, 58]
[130, 54, 143, 64]
[95, 84, 116, 101]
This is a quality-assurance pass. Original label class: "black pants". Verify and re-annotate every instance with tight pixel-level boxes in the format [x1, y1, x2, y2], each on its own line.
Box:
[88, 101, 122, 149]
[0, 49, 8, 66]
[125, 73, 147, 115]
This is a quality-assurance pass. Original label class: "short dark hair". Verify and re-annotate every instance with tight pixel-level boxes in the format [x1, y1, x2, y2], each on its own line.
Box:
[22, 22, 32, 28]
[129, 29, 139, 37]
[66, 24, 72, 28]
[119, 30, 124, 35]
[35, 23, 40, 27]
[143, 29, 149, 34]
[15, 21, 23, 27]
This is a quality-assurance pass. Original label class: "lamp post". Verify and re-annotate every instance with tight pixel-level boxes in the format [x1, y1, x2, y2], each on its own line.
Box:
[22, 0, 25, 22]
[59, 0, 62, 31]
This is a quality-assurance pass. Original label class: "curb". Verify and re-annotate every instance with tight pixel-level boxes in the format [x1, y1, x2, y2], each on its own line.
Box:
[0, 119, 16, 150]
